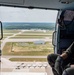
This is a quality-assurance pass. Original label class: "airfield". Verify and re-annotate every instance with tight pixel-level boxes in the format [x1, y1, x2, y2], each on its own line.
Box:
[1, 29, 54, 75]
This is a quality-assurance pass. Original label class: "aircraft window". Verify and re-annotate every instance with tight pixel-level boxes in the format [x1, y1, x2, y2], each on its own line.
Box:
[0, 6, 58, 73]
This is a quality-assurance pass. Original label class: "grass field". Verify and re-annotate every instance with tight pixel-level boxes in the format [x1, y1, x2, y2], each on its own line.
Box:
[2, 42, 53, 56]
[9, 58, 47, 62]
[2, 29, 54, 62]
[1, 33, 14, 39]
[10, 36, 52, 39]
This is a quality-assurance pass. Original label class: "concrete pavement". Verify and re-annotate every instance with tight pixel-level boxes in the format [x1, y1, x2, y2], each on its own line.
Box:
[2, 56, 47, 59]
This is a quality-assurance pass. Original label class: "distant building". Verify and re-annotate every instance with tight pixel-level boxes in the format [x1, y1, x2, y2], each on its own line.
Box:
[33, 40, 45, 45]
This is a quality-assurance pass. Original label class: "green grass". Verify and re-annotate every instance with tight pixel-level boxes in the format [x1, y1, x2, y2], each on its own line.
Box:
[3, 34, 14, 36]
[16, 34, 52, 36]
[3, 35, 13, 38]
[9, 58, 47, 62]
[2, 42, 54, 56]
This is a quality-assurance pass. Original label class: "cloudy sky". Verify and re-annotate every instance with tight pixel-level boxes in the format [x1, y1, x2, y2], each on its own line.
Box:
[0, 6, 58, 23]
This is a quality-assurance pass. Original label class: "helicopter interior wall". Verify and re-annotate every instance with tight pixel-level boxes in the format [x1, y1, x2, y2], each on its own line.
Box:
[0, 0, 74, 10]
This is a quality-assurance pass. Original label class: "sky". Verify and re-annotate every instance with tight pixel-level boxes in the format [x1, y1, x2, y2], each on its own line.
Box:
[0, 6, 58, 23]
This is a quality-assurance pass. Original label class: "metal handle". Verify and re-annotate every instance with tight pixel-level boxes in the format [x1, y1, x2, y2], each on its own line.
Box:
[0, 21, 3, 40]
[52, 31, 56, 46]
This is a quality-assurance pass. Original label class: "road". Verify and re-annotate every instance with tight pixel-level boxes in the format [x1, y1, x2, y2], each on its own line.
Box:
[2, 56, 47, 59]
[3, 39, 52, 42]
